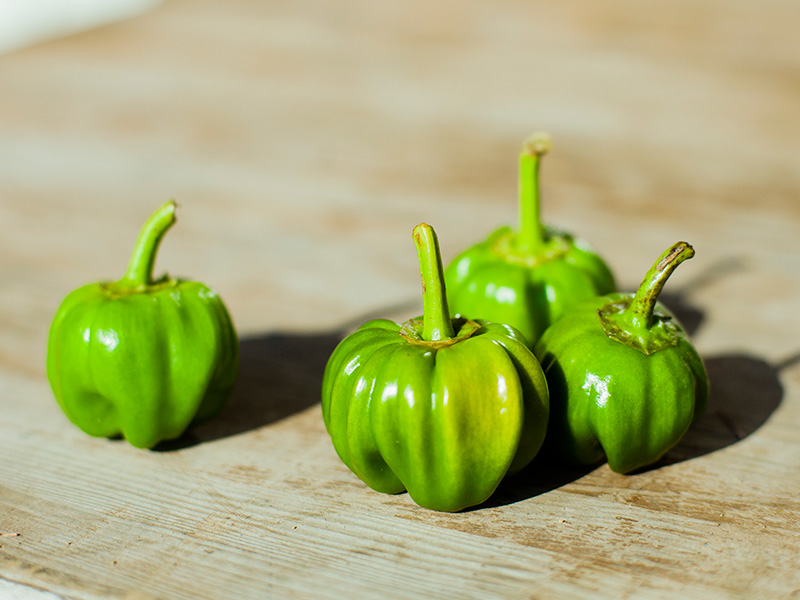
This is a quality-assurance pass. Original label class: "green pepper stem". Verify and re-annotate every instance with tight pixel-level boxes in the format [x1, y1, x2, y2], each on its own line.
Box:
[119, 200, 177, 288]
[413, 223, 455, 342]
[517, 132, 552, 255]
[626, 241, 695, 329]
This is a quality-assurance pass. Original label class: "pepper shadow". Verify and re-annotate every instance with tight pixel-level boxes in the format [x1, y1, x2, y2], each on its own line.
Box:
[473, 351, 792, 509]
[657, 256, 746, 337]
[153, 331, 342, 451]
[467, 451, 597, 511]
[652, 351, 796, 468]
[154, 300, 418, 451]
[643, 254, 789, 467]
[658, 291, 704, 337]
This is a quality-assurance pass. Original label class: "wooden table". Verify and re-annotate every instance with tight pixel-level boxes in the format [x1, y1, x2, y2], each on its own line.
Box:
[2, 0, 798, 597]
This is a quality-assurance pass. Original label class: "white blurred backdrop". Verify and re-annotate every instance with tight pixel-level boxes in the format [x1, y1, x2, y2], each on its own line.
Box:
[0, 0, 160, 53]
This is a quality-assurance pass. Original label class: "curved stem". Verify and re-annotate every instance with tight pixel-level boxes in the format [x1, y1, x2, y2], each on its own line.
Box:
[412, 223, 455, 342]
[119, 200, 177, 288]
[626, 241, 695, 329]
[517, 132, 552, 254]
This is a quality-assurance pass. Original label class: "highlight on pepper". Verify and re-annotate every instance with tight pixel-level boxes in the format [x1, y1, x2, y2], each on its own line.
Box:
[46, 200, 240, 449]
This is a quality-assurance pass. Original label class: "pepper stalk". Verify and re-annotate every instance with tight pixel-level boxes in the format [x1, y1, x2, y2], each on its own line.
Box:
[516, 132, 552, 255]
[118, 200, 177, 290]
[413, 223, 455, 342]
[626, 242, 695, 330]
[600, 241, 695, 355]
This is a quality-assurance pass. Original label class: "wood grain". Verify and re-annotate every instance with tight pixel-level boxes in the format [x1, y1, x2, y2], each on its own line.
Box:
[1, 0, 799, 598]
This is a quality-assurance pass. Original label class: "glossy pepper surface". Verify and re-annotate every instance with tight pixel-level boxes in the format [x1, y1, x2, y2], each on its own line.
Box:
[321, 224, 549, 512]
[534, 242, 709, 473]
[47, 201, 239, 449]
[444, 133, 615, 346]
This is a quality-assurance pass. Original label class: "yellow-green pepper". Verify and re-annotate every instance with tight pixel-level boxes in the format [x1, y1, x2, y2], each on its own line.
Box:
[47, 201, 239, 449]
[534, 242, 709, 473]
[445, 133, 615, 346]
[321, 224, 549, 512]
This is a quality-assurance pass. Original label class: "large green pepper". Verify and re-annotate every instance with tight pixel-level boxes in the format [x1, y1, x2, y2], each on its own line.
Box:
[321, 224, 549, 512]
[444, 133, 615, 346]
[47, 201, 239, 449]
[534, 242, 709, 473]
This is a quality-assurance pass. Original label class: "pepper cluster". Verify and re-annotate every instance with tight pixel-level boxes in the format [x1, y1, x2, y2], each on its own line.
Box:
[46, 133, 708, 512]
[320, 133, 708, 511]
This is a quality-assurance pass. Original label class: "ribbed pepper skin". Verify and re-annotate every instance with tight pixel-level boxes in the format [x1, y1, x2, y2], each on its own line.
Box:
[535, 295, 707, 473]
[321, 318, 549, 512]
[47, 280, 239, 449]
[445, 226, 615, 346]
[46, 201, 238, 449]
[534, 242, 708, 474]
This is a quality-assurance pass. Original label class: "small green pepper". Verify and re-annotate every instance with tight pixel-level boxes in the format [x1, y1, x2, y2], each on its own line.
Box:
[534, 242, 709, 473]
[321, 223, 549, 512]
[444, 133, 615, 346]
[47, 201, 239, 449]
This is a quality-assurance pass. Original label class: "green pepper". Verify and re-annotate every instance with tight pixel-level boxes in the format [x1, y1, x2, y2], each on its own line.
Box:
[321, 223, 549, 512]
[534, 241, 709, 473]
[47, 201, 239, 449]
[444, 133, 615, 346]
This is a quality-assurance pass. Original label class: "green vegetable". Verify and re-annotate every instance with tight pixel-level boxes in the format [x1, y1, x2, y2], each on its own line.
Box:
[47, 201, 239, 449]
[444, 133, 615, 346]
[534, 241, 709, 473]
[321, 223, 549, 511]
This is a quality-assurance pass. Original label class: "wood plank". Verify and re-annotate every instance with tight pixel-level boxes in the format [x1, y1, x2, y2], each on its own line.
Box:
[1, 0, 799, 598]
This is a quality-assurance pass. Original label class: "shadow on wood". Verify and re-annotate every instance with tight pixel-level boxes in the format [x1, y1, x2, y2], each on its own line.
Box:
[154, 299, 419, 451]
[154, 330, 344, 450]
[659, 291, 704, 337]
[653, 351, 795, 467]
[647, 255, 747, 338]
[476, 351, 790, 509]
[470, 453, 597, 512]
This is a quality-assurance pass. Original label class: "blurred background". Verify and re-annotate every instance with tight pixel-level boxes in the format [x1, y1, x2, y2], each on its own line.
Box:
[1, 0, 798, 369]
[3, 0, 797, 323]
[0, 0, 161, 53]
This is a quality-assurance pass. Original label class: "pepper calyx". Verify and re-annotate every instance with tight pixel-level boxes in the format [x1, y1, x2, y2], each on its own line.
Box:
[597, 299, 680, 355]
[399, 317, 481, 349]
[491, 226, 571, 266]
[100, 275, 180, 298]
[597, 241, 694, 355]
